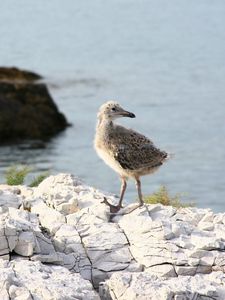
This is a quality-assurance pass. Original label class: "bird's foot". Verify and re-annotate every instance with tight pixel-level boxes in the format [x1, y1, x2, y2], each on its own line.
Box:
[101, 197, 122, 213]
[139, 201, 144, 207]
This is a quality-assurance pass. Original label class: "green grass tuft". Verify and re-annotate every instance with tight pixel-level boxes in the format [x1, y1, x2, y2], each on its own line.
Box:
[29, 172, 49, 187]
[5, 165, 32, 185]
[144, 186, 194, 208]
[5, 165, 49, 186]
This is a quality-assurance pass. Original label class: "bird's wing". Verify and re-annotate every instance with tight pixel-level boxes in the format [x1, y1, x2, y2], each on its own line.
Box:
[110, 126, 167, 170]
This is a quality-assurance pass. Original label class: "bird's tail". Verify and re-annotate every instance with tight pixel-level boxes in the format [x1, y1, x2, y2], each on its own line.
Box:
[166, 152, 175, 160]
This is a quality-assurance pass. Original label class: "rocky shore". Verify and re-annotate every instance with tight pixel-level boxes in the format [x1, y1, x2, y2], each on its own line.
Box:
[1, 173, 225, 299]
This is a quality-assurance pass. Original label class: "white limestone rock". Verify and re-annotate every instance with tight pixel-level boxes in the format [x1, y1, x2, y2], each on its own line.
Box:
[118, 205, 161, 240]
[35, 231, 55, 254]
[148, 203, 176, 221]
[213, 212, 225, 224]
[33, 173, 118, 216]
[172, 219, 194, 236]
[173, 207, 211, 225]
[54, 224, 84, 254]
[0, 184, 33, 198]
[115, 201, 225, 279]
[53, 224, 92, 280]
[82, 223, 128, 249]
[67, 199, 142, 285]
[0, 207, 41, 259]
[129, 238, 175, 268]
[200, 211, 214, 223]
[0, 188, 22, 212]
[172, 235, 193, 249]
[214, 223, 225, 240]
[171, 250, 189, 266]
[101, 271, 225, 300]
[79, 222, 141, 287]
[67, 202, 110, 233]
[7, 207, 40, 232]
[216, 252, 225, 264]
[175, 266, 197, 276]
[34, 251, 91, 278]
[33, 173, 82, 215]
[191, 229, 225, 250]
[2, 173, 225, 296]
[30, 222, 92, 280]
[118, 206, 181, 270]
[9, 285, 32, 300]
[31, 200, 66, 234]
[0, 259, 99, 300]
[77, 187, 118, 209]
[146, 264, 177, 277]
[14, 231, 37, 256]
[198, 221, 214, 231]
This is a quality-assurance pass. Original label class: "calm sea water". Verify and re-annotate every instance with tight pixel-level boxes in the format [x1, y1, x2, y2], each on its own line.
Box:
[0, 0, 225, 212]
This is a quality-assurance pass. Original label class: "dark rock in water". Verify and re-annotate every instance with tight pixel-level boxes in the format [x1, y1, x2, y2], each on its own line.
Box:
[0, 67, 42, 82]
[0, 67, 69, 143]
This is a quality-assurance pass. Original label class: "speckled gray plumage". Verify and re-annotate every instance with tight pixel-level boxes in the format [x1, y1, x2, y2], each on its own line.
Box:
[108, 124, 167, 173]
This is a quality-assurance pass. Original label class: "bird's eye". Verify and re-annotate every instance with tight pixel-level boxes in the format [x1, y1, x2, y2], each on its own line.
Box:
[111, 107, 116, 112]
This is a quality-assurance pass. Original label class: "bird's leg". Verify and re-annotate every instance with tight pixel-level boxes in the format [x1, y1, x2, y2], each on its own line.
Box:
[102, 178, 143, 212]
[117, 177, 127, 208]
[135, 178, 144, 206]
[101, 177, 127, 213]
[101, 197, 121, 213]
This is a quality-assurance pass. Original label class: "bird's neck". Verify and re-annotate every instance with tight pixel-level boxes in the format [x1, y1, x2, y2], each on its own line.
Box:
[96, 117, 114, 136]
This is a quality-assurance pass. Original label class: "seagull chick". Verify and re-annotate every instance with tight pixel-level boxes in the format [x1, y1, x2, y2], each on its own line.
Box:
[94, 101, 169, 212]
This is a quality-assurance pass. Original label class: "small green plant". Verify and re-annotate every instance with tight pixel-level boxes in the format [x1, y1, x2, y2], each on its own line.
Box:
[29, 172, 49, 187]
[144, 186, 194, 208]
[5, 165, 49, 186]
[5, 165, 31, 185]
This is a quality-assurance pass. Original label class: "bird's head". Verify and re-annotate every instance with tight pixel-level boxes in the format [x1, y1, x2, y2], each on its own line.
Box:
[98, 101, 135, 121]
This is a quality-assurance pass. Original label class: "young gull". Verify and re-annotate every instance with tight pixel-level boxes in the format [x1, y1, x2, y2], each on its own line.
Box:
[94, 101, 169, 212]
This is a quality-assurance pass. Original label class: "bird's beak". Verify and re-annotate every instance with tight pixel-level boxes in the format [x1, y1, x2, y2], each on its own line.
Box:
[120, 110, 136, 118]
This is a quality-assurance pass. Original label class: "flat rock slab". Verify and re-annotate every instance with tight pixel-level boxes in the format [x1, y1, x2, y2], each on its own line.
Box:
[101, 271, 225, 300]
[0, 259, 99, 300]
